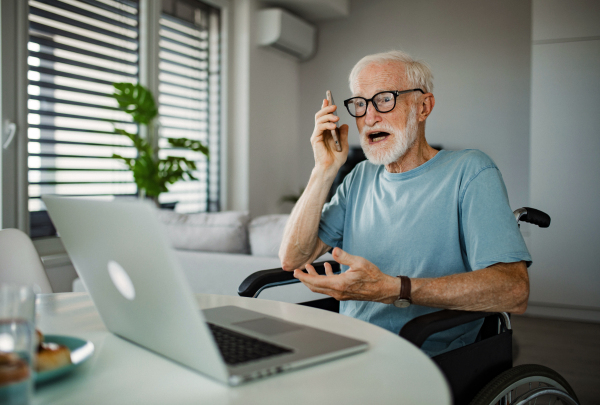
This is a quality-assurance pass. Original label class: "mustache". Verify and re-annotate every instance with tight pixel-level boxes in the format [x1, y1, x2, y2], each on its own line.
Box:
[359, 123, 399, 137]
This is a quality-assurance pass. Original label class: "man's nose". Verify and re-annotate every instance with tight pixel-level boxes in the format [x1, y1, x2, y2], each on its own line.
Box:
[364, 102, 381, 127]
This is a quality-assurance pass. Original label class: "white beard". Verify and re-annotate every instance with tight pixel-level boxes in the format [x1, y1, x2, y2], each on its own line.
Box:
[360, 105, 419, 166]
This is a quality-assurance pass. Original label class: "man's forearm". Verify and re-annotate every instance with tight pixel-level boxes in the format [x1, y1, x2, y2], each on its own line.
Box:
[279, 168, 337, 270]
[410, 261, 530, 313]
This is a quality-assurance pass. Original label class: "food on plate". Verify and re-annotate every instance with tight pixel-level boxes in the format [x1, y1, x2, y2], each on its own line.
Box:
[36, 342, 71, 372]
[0, 352, 30, 385]
[35, 329, 72, 372]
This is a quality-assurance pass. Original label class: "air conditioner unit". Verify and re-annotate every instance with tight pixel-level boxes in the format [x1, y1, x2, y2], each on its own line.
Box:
[256, 8, 316, 61]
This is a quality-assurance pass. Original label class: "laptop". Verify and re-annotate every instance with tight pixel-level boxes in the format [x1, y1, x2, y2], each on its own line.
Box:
[43, 196, 368, 385]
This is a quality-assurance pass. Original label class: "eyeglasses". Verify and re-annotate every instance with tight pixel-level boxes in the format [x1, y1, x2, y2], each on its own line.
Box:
[343, 89, 425, 118]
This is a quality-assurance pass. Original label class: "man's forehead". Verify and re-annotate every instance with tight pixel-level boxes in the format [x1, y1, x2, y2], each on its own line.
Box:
[353, 62, 406, 96]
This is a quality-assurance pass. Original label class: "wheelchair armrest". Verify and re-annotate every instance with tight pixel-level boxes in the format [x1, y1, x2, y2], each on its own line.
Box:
[237, 261, 340, 298]
[399, 310, 495, 348]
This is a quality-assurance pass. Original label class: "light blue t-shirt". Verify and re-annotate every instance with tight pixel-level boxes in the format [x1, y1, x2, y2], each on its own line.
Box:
[318, 149, 531, 357]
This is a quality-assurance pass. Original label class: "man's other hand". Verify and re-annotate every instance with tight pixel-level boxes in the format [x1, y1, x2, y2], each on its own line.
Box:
[311, 99, 349, 175]
[293, 247, 400, 304]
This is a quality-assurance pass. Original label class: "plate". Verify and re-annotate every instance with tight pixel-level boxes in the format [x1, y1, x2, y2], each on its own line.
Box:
[35, 335, 95, 385]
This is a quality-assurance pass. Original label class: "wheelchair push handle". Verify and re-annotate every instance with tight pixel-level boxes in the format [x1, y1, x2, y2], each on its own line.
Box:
[238, 261, 340, 298]
[514, 207, 551, 228]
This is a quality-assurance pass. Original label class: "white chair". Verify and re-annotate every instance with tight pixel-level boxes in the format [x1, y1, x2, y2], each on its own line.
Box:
[0, 229, 53, 293]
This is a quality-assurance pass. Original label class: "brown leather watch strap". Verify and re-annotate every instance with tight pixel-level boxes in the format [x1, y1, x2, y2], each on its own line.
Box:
[397, 275, 412, 303]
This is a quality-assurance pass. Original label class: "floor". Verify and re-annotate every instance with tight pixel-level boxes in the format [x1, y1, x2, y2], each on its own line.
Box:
[511, 315, 600, 405]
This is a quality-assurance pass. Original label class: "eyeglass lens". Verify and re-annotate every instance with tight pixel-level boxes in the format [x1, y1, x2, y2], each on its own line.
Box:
[347, 92, 396, 117]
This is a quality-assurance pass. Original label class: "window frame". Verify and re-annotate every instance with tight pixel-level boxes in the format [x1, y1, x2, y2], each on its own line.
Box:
[0, 0, 229, 245]
[0, 0, 30, 232]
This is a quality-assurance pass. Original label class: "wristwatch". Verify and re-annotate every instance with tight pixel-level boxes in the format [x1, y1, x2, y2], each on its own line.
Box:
[393, 276, 412, 308]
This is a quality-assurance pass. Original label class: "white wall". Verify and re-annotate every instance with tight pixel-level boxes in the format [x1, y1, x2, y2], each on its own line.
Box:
[227, 0, 302, 217]
[297, 0, 532, 208]
[527, 0, 600, 321]
[248, 32, 301, 216]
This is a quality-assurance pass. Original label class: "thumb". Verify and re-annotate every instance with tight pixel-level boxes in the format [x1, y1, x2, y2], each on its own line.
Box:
[332, 247, 359, 267]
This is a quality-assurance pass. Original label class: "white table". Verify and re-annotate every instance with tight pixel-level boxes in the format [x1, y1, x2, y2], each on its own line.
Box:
[33, 293, 451, 405]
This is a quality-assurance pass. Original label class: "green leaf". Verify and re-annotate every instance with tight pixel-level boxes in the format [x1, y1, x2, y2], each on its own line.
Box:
[167, 137, 209, 159]
[112, 154, 134, 170]
[112, 82, 158, 125]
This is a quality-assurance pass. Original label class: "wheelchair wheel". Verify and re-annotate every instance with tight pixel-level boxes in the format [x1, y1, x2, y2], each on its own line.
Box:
[469, 364, 579, 405]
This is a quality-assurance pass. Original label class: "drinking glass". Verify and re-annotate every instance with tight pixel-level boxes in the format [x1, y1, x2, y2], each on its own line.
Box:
[0, 285, 36, 405]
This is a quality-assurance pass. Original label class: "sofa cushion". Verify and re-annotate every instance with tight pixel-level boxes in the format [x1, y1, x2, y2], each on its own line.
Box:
[249, 214, 289, 257]
[156, 210, 250, 254]
[73, 249, 335, 304]
[174, 250, 333, 302]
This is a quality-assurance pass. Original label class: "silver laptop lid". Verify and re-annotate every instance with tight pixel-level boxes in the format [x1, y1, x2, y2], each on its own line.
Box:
[42, 195, 229, 383]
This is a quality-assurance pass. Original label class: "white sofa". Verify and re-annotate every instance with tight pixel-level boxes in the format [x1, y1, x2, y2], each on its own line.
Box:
[73, 211, 331, 304]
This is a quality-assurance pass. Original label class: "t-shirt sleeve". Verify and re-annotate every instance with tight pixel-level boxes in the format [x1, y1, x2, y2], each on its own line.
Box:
[318, 169, 355, 250]
[460, 166, 532, 271]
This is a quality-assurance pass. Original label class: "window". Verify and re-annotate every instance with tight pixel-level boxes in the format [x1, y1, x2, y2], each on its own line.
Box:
[159, 0, 221, 213]
[28, 0, 140, 237]
[26, 0, 222, 238]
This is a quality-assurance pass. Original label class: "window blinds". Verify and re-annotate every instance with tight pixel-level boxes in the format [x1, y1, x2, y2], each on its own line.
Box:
[158, 1, 221, 213]
[28, 0, 140, 236]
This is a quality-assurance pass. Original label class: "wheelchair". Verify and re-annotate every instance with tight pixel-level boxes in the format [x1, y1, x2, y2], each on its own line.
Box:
[238, 207, 580, 405]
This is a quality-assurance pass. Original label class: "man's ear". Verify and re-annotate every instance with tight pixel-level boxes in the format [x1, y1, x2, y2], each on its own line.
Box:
[418, 93, 435, 122]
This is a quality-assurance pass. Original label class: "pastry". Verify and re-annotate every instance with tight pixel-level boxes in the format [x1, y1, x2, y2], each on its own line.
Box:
[0, 352, 30, 386]
[36, 342, 71, 372]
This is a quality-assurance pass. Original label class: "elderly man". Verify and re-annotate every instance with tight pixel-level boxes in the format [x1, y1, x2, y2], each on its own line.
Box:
[279, 50, 531, 356]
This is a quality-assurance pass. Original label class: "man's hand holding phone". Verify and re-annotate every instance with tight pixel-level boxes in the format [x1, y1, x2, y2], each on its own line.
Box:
[310, 92, 349, 176]
[326, 90, 342, 152]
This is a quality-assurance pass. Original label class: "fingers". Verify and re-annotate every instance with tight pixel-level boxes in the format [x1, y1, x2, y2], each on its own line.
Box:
[293, 264, 354, 301]
[314, 119, 339, 135]
[312, 101, 339, 142]
[316, 113, 340, 125]
[294, 268, 338, 294]
[312, 113, 341, 151]
[325, 262, 334, 276]
[305, 263, 318, 275]
[332, 247, 360, 267]
[299, 263, 335, 277]
[293, 268, 316, 283]
[294, 263, 336, 281]
[315, 102, 338, 122]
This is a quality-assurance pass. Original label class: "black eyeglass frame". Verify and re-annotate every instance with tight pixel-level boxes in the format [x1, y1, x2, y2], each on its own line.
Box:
[343, 89, 425, 118]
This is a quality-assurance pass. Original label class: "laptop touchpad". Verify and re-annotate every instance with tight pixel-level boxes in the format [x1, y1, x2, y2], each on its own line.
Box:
[233, 318, 304, 336]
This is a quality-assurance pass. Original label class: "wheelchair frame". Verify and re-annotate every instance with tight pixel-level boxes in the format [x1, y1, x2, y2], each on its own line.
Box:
[238, 208, 580, 405]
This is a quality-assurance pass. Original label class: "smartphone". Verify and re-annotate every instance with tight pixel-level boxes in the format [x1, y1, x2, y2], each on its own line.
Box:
[326, 90, 342, 152]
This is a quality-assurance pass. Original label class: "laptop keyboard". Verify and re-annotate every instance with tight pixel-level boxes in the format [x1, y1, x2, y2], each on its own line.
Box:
[207, 323, 293, 366]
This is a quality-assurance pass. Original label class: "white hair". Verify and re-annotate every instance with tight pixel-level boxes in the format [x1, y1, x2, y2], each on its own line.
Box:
[349, 50, 434, 95]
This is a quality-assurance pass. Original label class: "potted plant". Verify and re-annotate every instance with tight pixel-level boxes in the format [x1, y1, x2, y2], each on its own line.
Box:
[110, 82, 209, 206]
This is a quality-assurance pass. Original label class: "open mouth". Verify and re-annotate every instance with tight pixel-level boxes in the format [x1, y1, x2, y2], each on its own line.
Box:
[368, 131, 390, 144]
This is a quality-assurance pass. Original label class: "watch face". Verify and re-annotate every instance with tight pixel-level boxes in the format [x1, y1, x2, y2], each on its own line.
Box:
[393, 299, 410, 308]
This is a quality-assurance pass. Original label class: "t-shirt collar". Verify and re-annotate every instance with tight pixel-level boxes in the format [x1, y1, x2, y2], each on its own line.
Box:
[381, 150, 446, 181]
